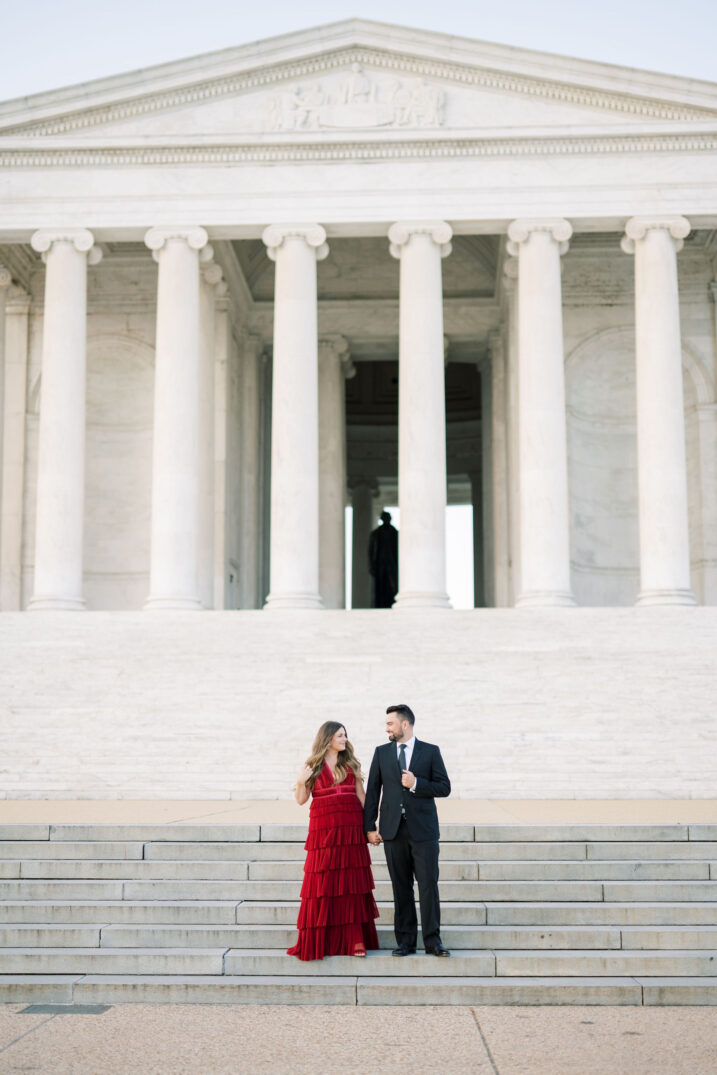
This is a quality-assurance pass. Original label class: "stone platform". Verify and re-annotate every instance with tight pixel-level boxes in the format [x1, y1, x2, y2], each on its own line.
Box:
[1, 607, 716, 800]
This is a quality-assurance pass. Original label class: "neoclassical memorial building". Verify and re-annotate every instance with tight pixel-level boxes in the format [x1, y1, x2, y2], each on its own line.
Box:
[1, 18, 716, 618]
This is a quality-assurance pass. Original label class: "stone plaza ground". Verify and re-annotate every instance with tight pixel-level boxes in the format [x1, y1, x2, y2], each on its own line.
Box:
[1, 1002, 717, 1074]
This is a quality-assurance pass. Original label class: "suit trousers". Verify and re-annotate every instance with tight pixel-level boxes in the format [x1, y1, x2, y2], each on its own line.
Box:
[383, 816, 441, 949]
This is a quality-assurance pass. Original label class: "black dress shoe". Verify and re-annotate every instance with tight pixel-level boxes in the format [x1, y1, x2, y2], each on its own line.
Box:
[392, 944, 416, 956]
[425, 943, 451, 957]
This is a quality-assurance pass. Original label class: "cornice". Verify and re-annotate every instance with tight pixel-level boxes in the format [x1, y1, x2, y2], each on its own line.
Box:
[2, 130, 716, 168]
[2, 46, 714, 139]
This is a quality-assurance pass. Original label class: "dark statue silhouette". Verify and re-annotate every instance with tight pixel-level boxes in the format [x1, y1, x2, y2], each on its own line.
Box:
[369, 511, 399, 608]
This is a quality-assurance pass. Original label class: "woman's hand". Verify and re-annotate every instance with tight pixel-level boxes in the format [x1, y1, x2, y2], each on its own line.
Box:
[297, 764, 313, 786]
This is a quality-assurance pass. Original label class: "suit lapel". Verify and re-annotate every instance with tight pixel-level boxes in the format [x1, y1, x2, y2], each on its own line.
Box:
[408, 737, 421, 773]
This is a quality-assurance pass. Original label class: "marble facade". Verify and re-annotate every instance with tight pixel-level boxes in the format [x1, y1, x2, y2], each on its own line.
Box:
[1, 19, 716, 613]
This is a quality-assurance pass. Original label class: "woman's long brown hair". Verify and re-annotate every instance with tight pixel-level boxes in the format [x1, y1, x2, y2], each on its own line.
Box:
[303, 721, 362, 792]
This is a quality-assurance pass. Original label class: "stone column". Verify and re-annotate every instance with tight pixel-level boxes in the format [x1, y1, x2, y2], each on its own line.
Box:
[488, 330, 511, 607]
[503, 257, 521, 605]
[350, 477, 378, 609]
[477, 356, 494, 608]
[469, 469, 485, 608]
[319, 334, 354, 609]
[144, 226, 208, 610]
[0, 284, 30, 610]
[507, 219, 575, 607]
[262, 224, 328, 609]
[198, 248, 224, 609]
[0, 264, 10, 555]
[28, 229, 101, 610]
[389, 221, 452, 608]
[239, 333, 264, 609]
[621, 215, 696, 605]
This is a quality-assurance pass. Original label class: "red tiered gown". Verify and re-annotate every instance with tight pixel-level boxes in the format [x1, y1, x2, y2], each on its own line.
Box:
[287, 762, 379, 961]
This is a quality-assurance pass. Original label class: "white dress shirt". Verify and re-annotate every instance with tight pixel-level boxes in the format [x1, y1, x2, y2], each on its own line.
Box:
[397, 735, 418, 793]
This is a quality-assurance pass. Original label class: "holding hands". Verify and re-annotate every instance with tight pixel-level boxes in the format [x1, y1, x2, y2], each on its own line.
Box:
[366, 830, 382, 846]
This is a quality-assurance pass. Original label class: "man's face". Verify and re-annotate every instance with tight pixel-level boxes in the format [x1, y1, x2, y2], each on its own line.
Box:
[386, 714, 411, 742]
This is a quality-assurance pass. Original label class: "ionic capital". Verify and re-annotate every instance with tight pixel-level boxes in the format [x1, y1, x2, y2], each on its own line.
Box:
[319, 333, 355, 378]
[200, 254, 224, 289]
[349, 475, 380, 497]
[388, 221, 452, 260]
[506, 218, 572, 257]
[31, 228, 102, 265]
[144, 226, 209, 258]
[0, 263, 11, 290]
[620, 215, 691, 255]
[262, 224, 329, 262]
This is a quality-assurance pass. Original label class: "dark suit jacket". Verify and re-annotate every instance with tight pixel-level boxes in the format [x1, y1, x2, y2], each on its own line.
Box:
[363, 738, 450, 842]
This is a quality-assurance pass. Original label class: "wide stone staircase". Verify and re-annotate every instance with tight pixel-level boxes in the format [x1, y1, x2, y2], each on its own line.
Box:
[3, 821, 717, 1005]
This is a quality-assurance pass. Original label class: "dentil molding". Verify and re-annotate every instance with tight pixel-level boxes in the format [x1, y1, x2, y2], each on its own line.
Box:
[4, 132, 715, 168]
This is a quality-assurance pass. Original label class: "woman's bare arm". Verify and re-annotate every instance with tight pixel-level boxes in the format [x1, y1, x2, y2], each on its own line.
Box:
[294, 764, 312, 806]
[355, 775, 366, 807]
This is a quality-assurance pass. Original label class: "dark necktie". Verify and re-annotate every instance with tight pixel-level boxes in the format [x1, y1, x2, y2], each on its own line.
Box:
[399, 744, 406, 774]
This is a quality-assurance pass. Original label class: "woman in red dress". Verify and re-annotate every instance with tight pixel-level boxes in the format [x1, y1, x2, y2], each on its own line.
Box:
[288, 721, 379, 961]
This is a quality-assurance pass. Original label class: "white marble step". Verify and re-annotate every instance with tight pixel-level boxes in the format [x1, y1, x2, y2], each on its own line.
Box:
[0, 923, 624, 950]
[4, 973, 717, 1006]
[0, 947, 226, 975]
[0, 901, 240, 924]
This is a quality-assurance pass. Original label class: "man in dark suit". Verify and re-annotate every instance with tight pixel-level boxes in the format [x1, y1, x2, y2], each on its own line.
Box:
[363, 704, 451, 956]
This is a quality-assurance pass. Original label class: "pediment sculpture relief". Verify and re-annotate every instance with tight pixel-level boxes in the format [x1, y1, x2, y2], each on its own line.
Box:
[267, 63, 445, 131]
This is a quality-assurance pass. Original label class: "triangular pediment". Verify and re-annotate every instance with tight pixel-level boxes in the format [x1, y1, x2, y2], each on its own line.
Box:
[1, 20, 716, 145]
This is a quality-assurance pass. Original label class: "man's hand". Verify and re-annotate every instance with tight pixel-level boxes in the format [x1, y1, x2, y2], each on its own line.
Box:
[401, 769, 416, 789]
[366, 830, 382, 846]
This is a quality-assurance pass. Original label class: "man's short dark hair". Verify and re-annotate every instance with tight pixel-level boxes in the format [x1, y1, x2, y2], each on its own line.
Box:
[386, 704, 415, 725]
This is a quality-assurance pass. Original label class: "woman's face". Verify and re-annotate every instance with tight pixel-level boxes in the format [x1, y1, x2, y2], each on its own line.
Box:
[330, 727, 347, 752]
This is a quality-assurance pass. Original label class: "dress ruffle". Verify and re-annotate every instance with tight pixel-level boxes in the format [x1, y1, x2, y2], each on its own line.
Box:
[287, 763, 379, 961]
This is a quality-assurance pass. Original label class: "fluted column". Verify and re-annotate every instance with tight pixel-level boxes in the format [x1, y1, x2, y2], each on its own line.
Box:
[621, 215, 696, 605]
[350, 477, 378, 609]
[388, 221, 452, 609]
[507, 218, 575, 607]
[28, 229, 101, 610]
[262, 224, 328, 609]
[319, 335, 354, 609]
[238, 333, 264, 609]
[198, 248, 224, 609]
[144, 226, 208, 610]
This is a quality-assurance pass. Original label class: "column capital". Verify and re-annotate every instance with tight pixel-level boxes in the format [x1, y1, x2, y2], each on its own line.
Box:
[507, 218, 572, 256]
[262, 224, 328, 262]
[621, 215, 691, 255]
[0, 263, 11, 289]
[144, 226, 208, 256]
[31, 228, 102, 265]
[242, 331, 265, 359]
[319, 334, 355, 378]
[348, 475, 380, 497]
[388, 221, 452, 259]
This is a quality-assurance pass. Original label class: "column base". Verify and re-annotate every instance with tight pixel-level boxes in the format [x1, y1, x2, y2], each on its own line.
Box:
[636, 588, 697, 607]
[144, 596, 203, 611]
[264, 592, 324, 610]
[27, 595, 86, 611]
[516, 590, 576, 608]
[393, 591, 452, 610]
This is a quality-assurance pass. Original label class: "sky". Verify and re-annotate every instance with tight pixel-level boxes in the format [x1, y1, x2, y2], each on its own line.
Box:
[1, 0, 716, 101]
